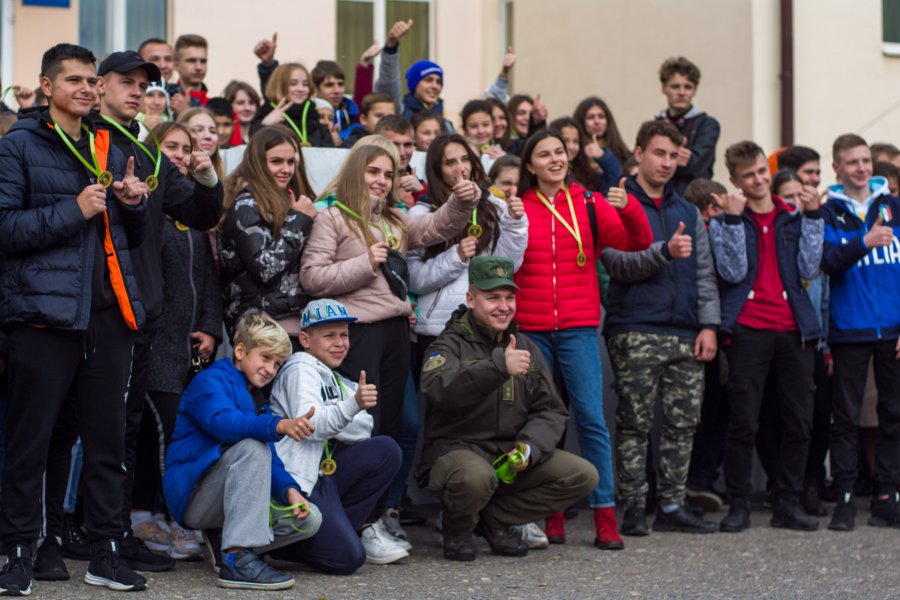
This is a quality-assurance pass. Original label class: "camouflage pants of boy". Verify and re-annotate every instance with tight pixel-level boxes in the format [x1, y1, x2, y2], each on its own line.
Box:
[608, 332, 704, 507]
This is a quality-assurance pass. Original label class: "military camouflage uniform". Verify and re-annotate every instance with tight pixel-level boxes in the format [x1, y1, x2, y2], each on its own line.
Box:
[608, 332, 704, 506]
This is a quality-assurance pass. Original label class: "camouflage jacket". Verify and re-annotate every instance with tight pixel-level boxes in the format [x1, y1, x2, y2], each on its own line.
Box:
[419, 306, 568, 468]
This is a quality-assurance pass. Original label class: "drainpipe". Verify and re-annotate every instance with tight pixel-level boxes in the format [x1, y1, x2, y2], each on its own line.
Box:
[780, 0, 794, 146]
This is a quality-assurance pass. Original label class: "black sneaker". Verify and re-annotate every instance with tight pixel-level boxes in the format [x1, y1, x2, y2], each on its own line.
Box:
[770, 499, 819, 531]
[217, 550, 294, 590]
[620, 504, 649, 537]
[33, 537, 70, 581]
[119, 535, 175, 573]
[868, 491, 900, 528]
[828, 493, 856, 532]
[84, 539, 147, 592]
[202, 529, 223, 574]
[0, 544, 33, 596]
[474, 521, 528, 557]
[442, 533, 476, 562]
[801, 484, 827, 517]
[720, 499, 751, 533]
[60, 513, 91, 561]
[653, 506, 717, 534]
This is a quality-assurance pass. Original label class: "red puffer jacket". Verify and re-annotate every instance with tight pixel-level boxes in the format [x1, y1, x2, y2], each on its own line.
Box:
[514, 183, 652, 331]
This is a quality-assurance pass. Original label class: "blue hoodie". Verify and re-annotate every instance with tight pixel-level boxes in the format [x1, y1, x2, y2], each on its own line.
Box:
[820, 176, 900, 344]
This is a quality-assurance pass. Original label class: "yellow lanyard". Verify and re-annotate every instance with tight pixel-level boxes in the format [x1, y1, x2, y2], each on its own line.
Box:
[535, 186, 587, 267]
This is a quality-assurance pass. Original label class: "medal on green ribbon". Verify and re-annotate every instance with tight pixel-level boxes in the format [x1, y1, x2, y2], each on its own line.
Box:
[320, 440, 336, 476]
[467, 207, 483, 238]
[52, 120, 113, 188]
[99, 114, 162, 192]
[273, 99, 311, 147]
[335, 200, 400, 249]
[480, 143, 491, 155]
[536, 186, 587, 267]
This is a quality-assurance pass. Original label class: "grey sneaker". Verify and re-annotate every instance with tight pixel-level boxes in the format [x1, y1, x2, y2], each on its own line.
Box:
[511, 522, 549, 549]
[377, 513, 412, 552]
[217, 550, 294, 590]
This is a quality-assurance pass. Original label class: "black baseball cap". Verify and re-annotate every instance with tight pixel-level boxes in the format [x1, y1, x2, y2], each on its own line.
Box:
[97, 51, 161, 82]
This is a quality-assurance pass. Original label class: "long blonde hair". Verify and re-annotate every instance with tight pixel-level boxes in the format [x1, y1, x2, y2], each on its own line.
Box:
[223, 127, 311, 238]
[264, 63, 313, 104]
[318, 134, 402, 203]
[333, 143, 407, 249]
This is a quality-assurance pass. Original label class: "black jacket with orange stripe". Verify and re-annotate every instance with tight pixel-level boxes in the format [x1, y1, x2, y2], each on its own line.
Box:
[0, 107, 147, 332]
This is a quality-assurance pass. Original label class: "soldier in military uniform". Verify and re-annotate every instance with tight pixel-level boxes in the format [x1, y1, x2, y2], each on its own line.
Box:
[420, 256, 599, 561]
[601, 121, 720, 535]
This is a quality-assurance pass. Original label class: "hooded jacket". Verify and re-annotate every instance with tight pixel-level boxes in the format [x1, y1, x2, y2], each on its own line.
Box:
[0, 108, 147, 331]
[820, 176, 900, 344]
[270, 352, 373, 494]
[420, 306, 568, 468]
[657, 106, 720, 195]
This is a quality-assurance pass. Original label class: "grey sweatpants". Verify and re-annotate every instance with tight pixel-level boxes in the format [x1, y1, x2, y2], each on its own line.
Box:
[182, 438, 320, 551]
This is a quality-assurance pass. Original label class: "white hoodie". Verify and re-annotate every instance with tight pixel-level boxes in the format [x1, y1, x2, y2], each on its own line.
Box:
[270, 352, 373, 493]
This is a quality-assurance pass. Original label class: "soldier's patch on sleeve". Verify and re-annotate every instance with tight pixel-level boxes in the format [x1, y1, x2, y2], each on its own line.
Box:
[423, 353, 446, 372]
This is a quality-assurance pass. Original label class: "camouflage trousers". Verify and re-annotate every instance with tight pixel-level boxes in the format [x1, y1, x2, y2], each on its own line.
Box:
[608, 332, 704, 506]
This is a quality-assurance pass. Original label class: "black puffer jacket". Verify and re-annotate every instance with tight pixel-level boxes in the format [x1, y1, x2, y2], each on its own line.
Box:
[251, 99, 334, 148]
[217, 189, 313, 335]
[0, 108, 147, 331]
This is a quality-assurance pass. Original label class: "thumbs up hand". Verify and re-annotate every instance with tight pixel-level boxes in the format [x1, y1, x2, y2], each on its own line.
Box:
[354, 370, 378, 409]
[864, 213, 894, 249]
[606, 177, 629, 209]
[276, 406, 316, 441]
[504, 334, 531, 377]
[667, 221, 693, 259]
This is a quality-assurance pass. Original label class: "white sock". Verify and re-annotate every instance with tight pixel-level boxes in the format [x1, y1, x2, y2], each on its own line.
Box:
[130, 511, 153, 528]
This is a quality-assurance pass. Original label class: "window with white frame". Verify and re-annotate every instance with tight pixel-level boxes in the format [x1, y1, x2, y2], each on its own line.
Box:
[79, 0, 166, 60]
[336, 0, 431, 95]
[884, 0, 900, 56]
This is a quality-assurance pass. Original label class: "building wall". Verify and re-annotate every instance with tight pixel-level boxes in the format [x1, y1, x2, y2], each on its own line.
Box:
[12, 1, 79, 87]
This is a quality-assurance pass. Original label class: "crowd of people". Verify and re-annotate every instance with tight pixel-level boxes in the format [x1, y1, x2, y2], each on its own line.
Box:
[0, 18, 897, 595]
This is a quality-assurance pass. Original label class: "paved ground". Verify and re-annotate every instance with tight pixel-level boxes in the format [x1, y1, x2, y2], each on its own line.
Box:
[25, 501, 900, 600]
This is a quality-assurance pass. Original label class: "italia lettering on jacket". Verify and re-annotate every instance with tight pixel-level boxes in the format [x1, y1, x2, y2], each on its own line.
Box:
[842, 235, 900, 267]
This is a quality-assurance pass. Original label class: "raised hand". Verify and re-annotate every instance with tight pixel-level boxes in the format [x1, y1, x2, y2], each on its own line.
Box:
[354, 370, 378, 409]
[368, 241, 389, 267]
[452, 179, 481, 204]
[386, 19, 413, 48]
[400, 170, 424, 194]
[288, 189, 317, 218]
[606, 177, 629, 210]
[667, 221, 693, 259]
[711, 191, 746, 216]
[456, 236, 478, 262]
[507, 195, 525, 219]
[112, 156, 149, 205]
[584, 133, 604, 159]
[676, 146, 692, 167]
[77, 183, 107, 220]
[13, 85, 35, 109]
[276, 406, 316, 441]
[864, 214, 894, 249]
[169, 91, 188, 115]
[254, 33, 278, 66]
[485, 145, 505, 160]
[504, 334, 531, 377]
[186, 148, 213, 176]
[532, 93, 548, 123]
[797, 185, 826, 213]
[501, 46, 516, 77]
[261, 97, 292, 126]
[360, 40, 381, 65]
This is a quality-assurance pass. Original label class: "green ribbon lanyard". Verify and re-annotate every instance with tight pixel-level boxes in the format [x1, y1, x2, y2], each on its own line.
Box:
[99, 114, 162, 188]
[268, 500, 313, 534]
[0, 86, 13, 103]
[467, 206, 483, 238]
[51, 119, 112, 187]
[334, 199, 400, 249]
[492, 448, 526, 484]
[535, 186, 587, 267]
[272, 99, 310, 147]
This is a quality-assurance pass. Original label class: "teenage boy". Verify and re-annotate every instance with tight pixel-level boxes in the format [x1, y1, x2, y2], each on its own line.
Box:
[655, 57, 720, 195]
[708, 141, 824, 533]
[205, 96, 237, 149]
[777, 145, 822, 189]
[168, 34, 209, 113]
[0, 43, 151, 594]
[164, 314, 321, 591]
[269, 299, 406, 571]
[820, 134, 900, 530]
[311, 60, 360, 134]
[601, 120, 719, 535]
[421, 257, 599, 561]
[341, 92, 396, 148]
[137, 37, 174, 83]
[374, 115, 427, 205]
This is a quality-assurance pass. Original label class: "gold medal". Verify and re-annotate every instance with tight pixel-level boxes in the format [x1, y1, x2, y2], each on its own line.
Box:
[300, 140, 311, 148]
[468, 223, 483, 239]
[576, 251, 587, 267]
[175, 221, 189, 232]
[386, 233, 400, 250]
[320, 458, 337, 476]
[480, 143, 491, 155]
[97, 171, 113, 188]
[145, 174, 159, 192]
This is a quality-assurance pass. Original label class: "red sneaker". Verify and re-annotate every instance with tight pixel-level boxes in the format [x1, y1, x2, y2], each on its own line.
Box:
[593, 508, 625, 550]
[544, 512, 566, 544]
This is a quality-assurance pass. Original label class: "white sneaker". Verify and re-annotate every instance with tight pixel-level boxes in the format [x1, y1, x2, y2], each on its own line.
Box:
[512, 522, 549, 549]
[132, 517, 170, 553]
[376, 514, 412, 551]
[168, 523, 202, 560]
[360, 522, 409, 565]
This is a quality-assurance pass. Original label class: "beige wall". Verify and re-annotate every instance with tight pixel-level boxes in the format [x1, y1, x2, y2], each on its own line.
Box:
[794, 0, 900, 183]
[171, 0, 337, 99]
[12, 1, 79, 89]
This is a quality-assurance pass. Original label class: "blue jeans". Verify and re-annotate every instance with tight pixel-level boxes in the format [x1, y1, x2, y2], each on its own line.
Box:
[526, 327, 615, 508]
[385, 372, 420, 508]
